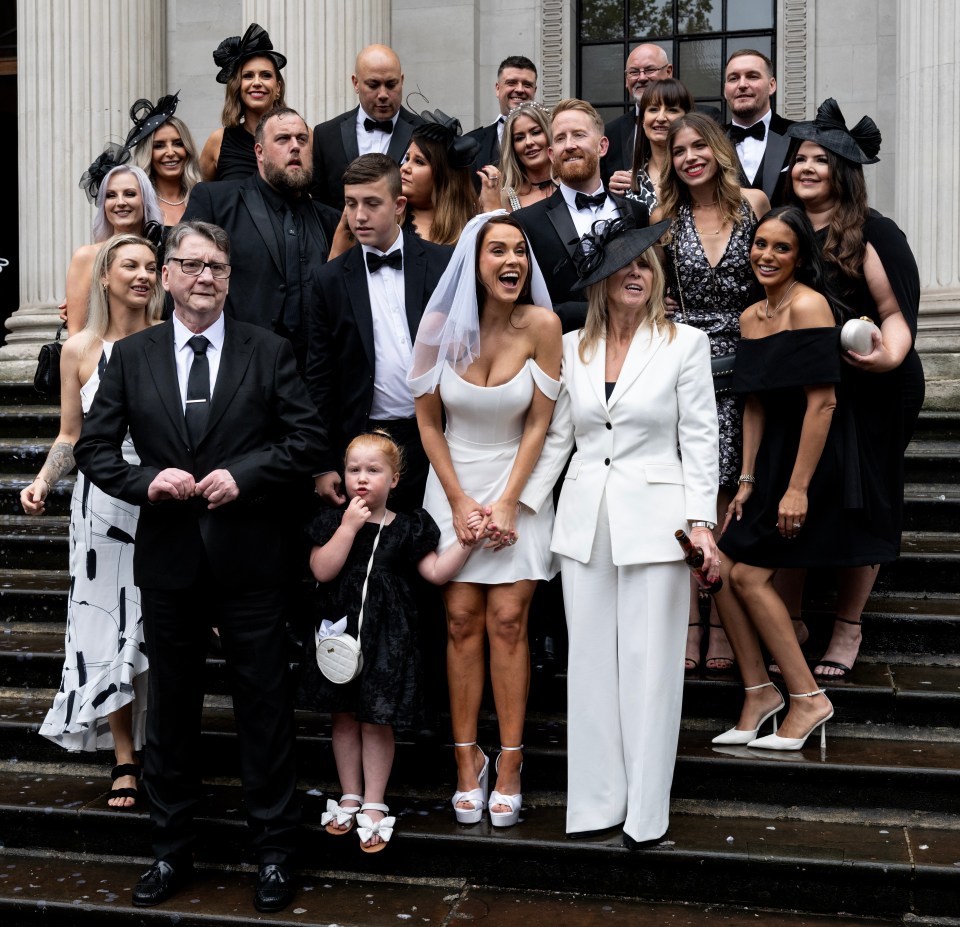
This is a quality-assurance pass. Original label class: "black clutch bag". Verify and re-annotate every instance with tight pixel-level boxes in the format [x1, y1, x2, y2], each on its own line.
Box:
[34, 323, 66, 395]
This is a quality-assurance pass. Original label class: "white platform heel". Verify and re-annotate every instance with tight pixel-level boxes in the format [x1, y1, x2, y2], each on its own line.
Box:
[489, 744, 523, 828]
[451, 742, 489, 824]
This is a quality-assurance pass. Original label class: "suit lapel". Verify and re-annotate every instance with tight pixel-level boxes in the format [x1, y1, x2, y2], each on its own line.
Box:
[341, 109, 361, 164]
[144, 322, 190, 448]
[387, 108, 416, 162]
[761, 123, 792, 199]
[584, 335, 608, 411]
[344, 247, 376, 370]
[608, 323, 666, 410]
[239, 178, 284, 276]
[204, 319, 255, 441]
[402, 233, 428, 339]
[546, 190, 580, 260]
[619, 113, 635, 173]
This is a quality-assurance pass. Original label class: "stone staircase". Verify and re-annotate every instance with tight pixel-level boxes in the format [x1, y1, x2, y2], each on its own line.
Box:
[0, 381, 958, 925]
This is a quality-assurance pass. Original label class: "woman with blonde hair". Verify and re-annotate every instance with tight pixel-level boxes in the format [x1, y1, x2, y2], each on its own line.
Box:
[21, 233, 164, 807]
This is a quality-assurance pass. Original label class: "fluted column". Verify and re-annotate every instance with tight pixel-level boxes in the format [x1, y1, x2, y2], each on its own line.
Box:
[1, 0, 165, 382]
[897, 0, 960, 409]
[244, 0, 391, 125]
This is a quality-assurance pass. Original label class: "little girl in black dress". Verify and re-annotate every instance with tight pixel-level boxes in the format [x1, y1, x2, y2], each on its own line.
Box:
[299, 431, 473, 852]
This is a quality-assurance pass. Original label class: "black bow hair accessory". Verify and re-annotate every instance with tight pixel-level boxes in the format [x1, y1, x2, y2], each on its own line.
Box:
[571, 216, 673, 291]
[213, 22, 287, 84]
[414, 109, 481, 169]
[124, 92, 181, 149]
[787, 97, 881, 164]
[79, 143, 131, 204]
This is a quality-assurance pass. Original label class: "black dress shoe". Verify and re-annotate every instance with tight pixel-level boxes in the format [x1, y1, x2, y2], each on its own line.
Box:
[132, 859, 193, 907]
[254, 864, 295, 913]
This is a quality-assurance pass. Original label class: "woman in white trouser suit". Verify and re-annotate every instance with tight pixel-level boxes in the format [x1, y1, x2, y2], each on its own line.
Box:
[542, 218, 720, 846]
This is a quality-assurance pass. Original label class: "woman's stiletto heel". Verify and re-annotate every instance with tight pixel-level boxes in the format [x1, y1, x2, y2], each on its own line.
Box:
[747, 689, 834, 751]
[489, 744, 523, 828]
[712, 682, 784, 745]
[451, 741, 489, 824]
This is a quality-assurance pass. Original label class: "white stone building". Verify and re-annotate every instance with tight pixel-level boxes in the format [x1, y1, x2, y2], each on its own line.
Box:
[3, 0, 957, 404]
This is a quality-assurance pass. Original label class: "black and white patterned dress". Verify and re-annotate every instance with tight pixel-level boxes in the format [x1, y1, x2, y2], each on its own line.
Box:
[670, 199, 761, 488]
[39, 343, 148, 752]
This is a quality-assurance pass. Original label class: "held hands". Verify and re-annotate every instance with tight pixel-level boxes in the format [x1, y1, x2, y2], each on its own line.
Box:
[689, 526, 721, 582]
[147, 467, 239, 509]
[451, 494, 489, 547]
[20, 479, 50, 515]
[480, 498, 520, 551]
[342, 494, 372, 533]
[777, 487, 808, 539]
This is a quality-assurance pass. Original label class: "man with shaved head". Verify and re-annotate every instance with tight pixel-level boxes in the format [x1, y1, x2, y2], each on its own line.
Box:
[311, 44, 423, 211]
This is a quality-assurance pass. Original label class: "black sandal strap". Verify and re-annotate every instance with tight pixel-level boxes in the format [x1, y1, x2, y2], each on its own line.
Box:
[111, 763, 142, 780]
[833, 616, 862, 626]
[108, 787, 139, 800]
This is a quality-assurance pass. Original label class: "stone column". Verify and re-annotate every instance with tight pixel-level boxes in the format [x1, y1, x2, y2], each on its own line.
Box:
[897, 0, 960, 409]
[1, 0, 166, 383]
[244, 0, 391, 125]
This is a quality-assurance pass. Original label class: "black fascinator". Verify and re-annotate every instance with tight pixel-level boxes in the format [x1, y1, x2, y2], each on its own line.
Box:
[787, 98, 881, 164]
[213, 22, 287, 84]
[414, 109, 480, 169]
[124, 92, 181, 149]
[79, 143, 130, 204]
[572, 217, 672, 291]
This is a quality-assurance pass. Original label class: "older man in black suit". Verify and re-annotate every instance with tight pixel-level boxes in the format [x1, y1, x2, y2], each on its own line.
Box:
[75, 221, 327, 914]
[183, 106, 340, 368]
[723, 48, 796, 205]
[310, 45, 422, 212]
[515, 98, 649, 332]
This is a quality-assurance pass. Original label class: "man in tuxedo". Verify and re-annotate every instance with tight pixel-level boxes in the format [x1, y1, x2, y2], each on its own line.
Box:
[311, 44, 422, 212]
[74, 221, 327, 914]
[305, 153, 451, 511]
[515, 98, 650, 332]
[183, 106, 339, 368]
[724, 49, 796, 204]
[467, 55, 538, 181]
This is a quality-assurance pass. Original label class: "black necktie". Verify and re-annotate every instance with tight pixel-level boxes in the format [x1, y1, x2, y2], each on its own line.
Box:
[366, 250, 403, 273]
[282, 205, 302, 330]
[185, 335, 210, 448]
[364, 117, 394, 133]
[574, 191, 607, 211]
[729, 121, 766, 143]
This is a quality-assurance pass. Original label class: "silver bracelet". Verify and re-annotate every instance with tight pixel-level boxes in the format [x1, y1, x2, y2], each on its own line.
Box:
[690, 520, 716, 530]
[737, 474, 756, 485]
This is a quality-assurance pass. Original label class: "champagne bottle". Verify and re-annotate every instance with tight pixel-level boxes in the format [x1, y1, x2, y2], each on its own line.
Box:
[674, 529, 723, 594]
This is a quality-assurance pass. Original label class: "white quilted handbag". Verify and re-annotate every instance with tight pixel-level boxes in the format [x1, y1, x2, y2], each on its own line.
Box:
[315, 512, 385, 685]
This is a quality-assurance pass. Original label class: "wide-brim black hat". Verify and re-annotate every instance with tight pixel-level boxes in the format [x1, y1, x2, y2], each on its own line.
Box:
[213, 22, 287, 84]
[571, 218, 672, 291]
[786, 97, 881, 164]
[124, 92, 180, 149]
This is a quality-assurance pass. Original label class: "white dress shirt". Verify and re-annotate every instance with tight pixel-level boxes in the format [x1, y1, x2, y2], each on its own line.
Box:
[356, 107, 400, 157]
[362, 231, 415, 420]
[560, 182, 621, 238]
[172, 312, 225, 412]
[731, 109, 772, 185]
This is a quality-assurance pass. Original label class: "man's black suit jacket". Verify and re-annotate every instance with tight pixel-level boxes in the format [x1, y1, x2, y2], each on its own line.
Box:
[74, 318, 328, 591]
[304, 230, 452, 469]
[182, 175, 340, 334]
[311, 106, 422, 211]
[514, 189, 650, 331]
[727, 112, 797, 205]
[467, 121, 502, 190]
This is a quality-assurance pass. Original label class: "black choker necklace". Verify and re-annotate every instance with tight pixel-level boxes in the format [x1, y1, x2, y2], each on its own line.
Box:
[533, 178, 555, 190]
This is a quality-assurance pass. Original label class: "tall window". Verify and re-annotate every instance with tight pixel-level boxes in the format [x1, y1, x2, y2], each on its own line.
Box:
[578, 0, 776, 123]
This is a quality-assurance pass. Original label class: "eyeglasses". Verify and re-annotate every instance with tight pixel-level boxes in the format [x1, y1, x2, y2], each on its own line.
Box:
[626, 65, 668, 80]
[167, 257, 232, 279]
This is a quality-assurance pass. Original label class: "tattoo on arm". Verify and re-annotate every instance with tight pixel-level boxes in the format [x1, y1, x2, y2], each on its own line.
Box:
[38, 441, 76, 486]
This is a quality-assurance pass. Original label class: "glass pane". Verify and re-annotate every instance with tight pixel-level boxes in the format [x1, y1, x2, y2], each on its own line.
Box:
[582, 44, 628, 103]
[629, 0, 673, 37]
[679, 0, 721, 34]
[597, 105, 628, 125]
[728, 33, 772, 61]
[581, 0, 625, 42]
[678, 38, 723, 99]
[727, 0, 774, 31]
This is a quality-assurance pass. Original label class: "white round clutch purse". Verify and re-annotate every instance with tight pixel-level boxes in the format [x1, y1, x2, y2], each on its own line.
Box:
[840, 316, 880, 354]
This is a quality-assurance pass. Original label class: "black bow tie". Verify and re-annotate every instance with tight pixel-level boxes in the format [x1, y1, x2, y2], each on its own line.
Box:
[364, 117, 394, 133]
[729, 121, 766, 143]
[574, 191, 607, 210]
[366, 250, 403, 273]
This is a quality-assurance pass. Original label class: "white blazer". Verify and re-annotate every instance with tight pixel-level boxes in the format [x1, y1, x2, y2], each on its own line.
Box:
[527, 321, 719, 566]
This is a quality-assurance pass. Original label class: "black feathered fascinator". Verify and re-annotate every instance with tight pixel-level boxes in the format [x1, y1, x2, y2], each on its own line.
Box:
[787, 98, 881, 164]
[124, 92, 181, 149]
[414, 109, 481, 169]
[213, 22, 287, 84]
[571, 217, 672, 291]
[79, 143, 130, 204]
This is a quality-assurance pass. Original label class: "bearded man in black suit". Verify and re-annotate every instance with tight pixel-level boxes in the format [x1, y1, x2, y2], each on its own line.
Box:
[183, 107, 339, 368]
[514, 98, 650, 333]
[310, 44, 422, 212]
[75, 220, 327, 914]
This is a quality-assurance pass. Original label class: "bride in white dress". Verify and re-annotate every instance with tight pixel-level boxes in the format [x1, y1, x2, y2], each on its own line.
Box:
[409, 213, 562, 828]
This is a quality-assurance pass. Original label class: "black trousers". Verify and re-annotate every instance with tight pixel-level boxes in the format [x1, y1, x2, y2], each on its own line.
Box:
[140, 581, 300, 866]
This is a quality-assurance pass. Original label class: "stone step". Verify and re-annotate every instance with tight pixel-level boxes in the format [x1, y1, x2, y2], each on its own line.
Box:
[904, 439, 960, 483]
[0, 514, 70, 570]
[0, 473, 73, 516]
[902, 483, 960, 531]
[0, 383, 59, 408]
[0, 438, 50, 474]
[0, 770, 955, 918]
[0, 848, 908, 927]
[0, 405, 60, 440]
[911, 409, 960, 441]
